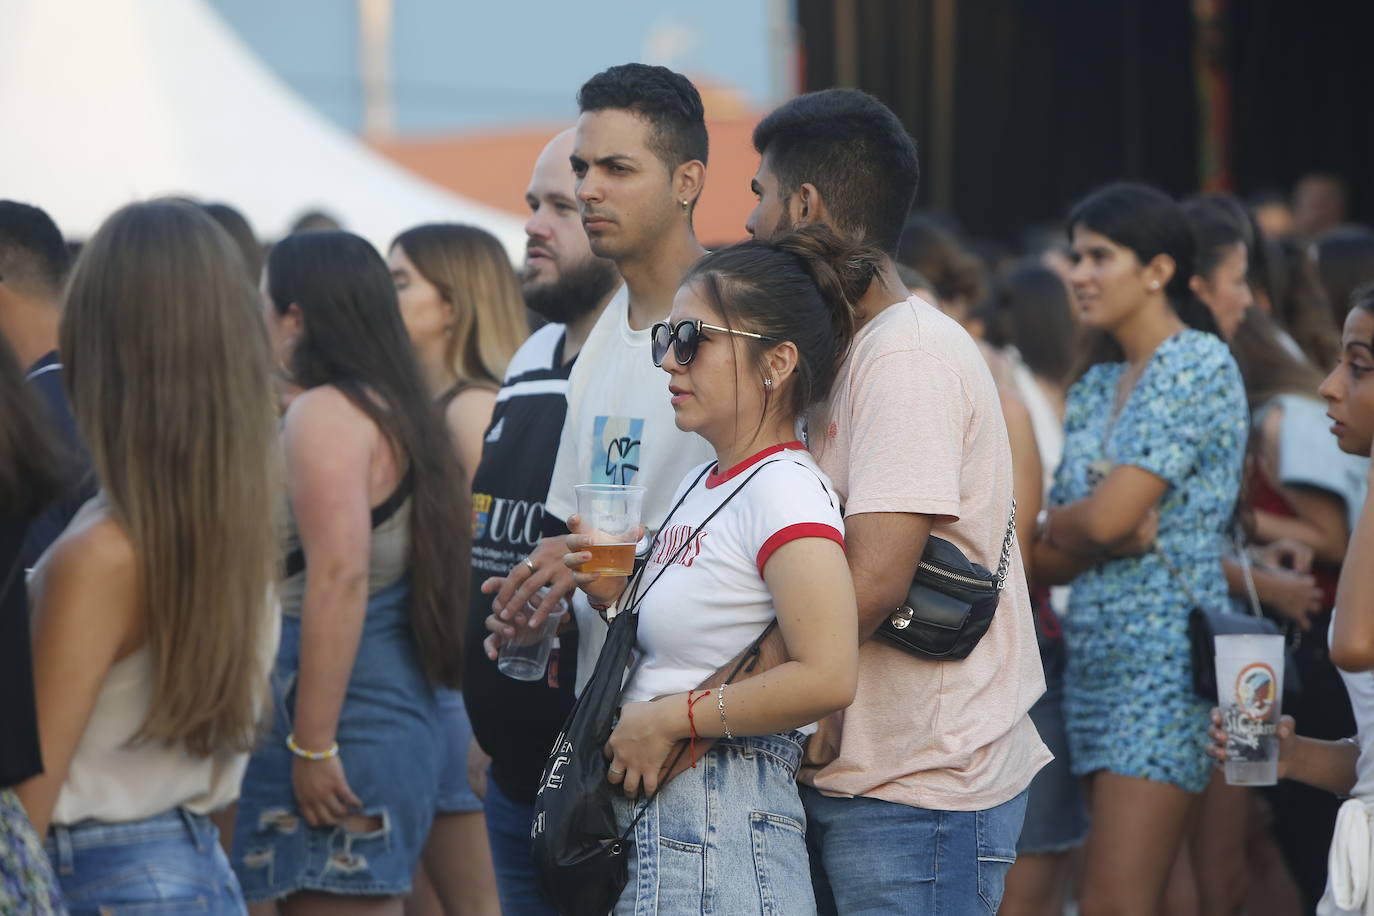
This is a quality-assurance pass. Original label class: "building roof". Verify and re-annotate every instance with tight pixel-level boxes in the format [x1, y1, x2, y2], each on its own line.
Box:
[369, 114, 765, 249]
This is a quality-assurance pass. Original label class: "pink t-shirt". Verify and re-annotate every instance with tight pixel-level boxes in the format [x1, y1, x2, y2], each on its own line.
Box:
[799, 295, 1051, 811]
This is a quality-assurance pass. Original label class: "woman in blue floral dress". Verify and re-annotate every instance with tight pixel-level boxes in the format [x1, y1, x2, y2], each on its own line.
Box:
[1032, 183, 1248, 913]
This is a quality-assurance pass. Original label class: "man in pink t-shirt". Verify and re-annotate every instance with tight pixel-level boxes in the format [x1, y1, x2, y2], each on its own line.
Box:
[732, 89, 1051, 914]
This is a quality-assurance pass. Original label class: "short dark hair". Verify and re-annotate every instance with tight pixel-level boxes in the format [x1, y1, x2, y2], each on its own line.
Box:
[577, 63, 708, 172]
[753, 89, 919, 255]
[0, 201, 69, 296]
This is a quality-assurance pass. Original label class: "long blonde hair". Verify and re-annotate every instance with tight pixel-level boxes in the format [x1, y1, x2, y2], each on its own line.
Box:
[391, 224, 528, 390]
[60, 200, 280, 756]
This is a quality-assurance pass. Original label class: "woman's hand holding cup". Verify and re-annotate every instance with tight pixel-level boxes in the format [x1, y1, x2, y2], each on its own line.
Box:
[565, 514, 635, 611]
[1206, 706, 1298, 779]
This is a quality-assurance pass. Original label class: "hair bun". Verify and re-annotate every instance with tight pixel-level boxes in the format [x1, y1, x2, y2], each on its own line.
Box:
[771, 225, 883, 331]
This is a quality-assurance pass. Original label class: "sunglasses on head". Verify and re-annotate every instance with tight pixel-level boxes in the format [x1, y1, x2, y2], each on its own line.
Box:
[650, 319, 777, 367]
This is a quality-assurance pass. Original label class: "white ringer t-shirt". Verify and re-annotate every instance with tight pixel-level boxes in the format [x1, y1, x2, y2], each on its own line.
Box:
[620, 442, 845, 734]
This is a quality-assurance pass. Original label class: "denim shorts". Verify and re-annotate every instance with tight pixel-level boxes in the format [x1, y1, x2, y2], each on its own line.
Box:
[232, 579, 442, 900]
[44, 808, 244, 915]
[1017, 635, 1089, 854]
[612, 730, 815, 916]
[434, 688, 483, 814]
[802, 785, 1029, 916]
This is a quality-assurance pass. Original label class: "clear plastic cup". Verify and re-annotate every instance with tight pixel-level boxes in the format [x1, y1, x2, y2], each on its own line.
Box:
[497, 595, 566, 682]
[573, 484, 645, 576]
[1215, 633, 1285, 786]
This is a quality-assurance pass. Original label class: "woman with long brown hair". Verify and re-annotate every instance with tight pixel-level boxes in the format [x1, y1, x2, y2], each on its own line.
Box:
[16, 199, 280, 912]
[388, 224, 521, 915]
[232, 231, 470, 915]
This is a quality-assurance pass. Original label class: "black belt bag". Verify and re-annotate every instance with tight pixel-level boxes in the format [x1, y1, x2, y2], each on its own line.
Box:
[876, 501, 1017, 660]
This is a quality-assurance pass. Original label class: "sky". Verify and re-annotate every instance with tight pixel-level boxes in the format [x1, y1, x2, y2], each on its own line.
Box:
[204, 0, 788, 135]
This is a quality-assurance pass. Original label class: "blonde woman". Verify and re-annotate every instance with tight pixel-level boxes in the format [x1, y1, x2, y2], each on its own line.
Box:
[389, 224, 528, 474]
[17, 200, 280, 913]
[388, 224, 524, 916]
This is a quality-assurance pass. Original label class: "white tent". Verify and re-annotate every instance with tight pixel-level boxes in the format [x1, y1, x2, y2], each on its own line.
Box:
[0, 0, 527, 256]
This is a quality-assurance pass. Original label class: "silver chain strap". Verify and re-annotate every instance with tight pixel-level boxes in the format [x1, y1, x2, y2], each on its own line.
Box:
[995, 498, 1017, 590]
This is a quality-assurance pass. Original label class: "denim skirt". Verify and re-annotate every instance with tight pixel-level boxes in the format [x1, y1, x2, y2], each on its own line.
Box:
[232, 579, 442, 900]
[433, 688, 483, 815]
[612, 730, 815, 916]
[44, 808, 243, 915]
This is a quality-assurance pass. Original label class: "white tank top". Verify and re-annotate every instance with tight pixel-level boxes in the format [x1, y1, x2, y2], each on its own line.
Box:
[52, 605, 279, 825]
[1334, 615, 1374, 802]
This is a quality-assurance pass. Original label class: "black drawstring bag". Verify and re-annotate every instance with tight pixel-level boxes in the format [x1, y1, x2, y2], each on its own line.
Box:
[529, 604, 641, 916]
[530, 460, 784, 916]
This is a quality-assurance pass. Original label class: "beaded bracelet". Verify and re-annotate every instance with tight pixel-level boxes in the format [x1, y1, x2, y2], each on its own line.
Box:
[286, 733, 339, 761]
[717, 684, 732, 739]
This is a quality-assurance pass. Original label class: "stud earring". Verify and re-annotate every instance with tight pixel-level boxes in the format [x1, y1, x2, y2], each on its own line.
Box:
[763, 377, 773, 388]
[681, 199, 690, 210]
[1150, 281, 1160, 290]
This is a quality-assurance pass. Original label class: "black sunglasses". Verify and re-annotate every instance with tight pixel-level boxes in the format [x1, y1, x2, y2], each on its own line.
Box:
[650, 319, 777, 367]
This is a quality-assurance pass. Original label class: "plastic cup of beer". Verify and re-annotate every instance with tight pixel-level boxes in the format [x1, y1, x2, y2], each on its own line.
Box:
[573, 484, 645, 577]
[498, 591, 566, 681]
[1215, 633, 1285, 786]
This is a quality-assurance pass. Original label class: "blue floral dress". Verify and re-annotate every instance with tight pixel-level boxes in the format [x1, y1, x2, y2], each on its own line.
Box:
[1050, 330, 1247, 793]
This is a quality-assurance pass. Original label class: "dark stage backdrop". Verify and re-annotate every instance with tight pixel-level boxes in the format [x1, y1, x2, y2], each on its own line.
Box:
[797, 0, 1373, 245]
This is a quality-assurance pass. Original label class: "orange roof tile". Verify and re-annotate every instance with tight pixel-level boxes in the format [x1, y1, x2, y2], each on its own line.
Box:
[369, 114, 764, 248]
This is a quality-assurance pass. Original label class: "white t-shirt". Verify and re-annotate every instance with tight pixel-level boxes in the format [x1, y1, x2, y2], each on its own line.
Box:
[544, 286, 716, 689]
[621, 444, 845, 737]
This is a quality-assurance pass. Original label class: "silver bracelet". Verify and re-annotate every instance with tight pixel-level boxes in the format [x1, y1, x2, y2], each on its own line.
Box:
[717, 684, 732, 739]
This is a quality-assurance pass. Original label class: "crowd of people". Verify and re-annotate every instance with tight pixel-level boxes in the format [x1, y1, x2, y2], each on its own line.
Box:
[2, 59, 1373, 916]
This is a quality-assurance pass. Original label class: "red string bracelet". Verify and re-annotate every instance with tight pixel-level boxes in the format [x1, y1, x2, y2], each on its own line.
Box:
[686, 689, 712, 767]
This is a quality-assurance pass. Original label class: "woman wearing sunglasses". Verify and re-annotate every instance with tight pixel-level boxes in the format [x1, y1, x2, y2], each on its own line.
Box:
[564, 226, 874, 914]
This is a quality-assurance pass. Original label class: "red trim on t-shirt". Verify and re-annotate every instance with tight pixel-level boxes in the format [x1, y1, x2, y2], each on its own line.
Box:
[705, 441, 807, 489]
[756, 523, 845, 576]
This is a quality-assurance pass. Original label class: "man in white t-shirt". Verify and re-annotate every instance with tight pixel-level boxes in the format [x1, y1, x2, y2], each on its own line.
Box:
[692, 89, 1049, 914]
[485, 63, 715, 686]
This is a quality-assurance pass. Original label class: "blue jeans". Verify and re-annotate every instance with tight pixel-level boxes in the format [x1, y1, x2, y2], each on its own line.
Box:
[801, 785, 1029, 915]
[44, 808, 245, 915]
[483, 774, 557, 916]
[613, 730, 815, 916]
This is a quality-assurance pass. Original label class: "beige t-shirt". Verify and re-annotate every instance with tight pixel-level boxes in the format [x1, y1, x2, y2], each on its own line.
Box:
[799, 295, 1051, 811]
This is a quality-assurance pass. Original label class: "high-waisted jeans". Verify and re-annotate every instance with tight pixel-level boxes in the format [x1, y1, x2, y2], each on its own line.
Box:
[612, 730, 815, 915]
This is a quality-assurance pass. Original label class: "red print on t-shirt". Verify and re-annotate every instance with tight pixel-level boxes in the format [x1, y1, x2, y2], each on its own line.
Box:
[649, 524, 708, 568]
